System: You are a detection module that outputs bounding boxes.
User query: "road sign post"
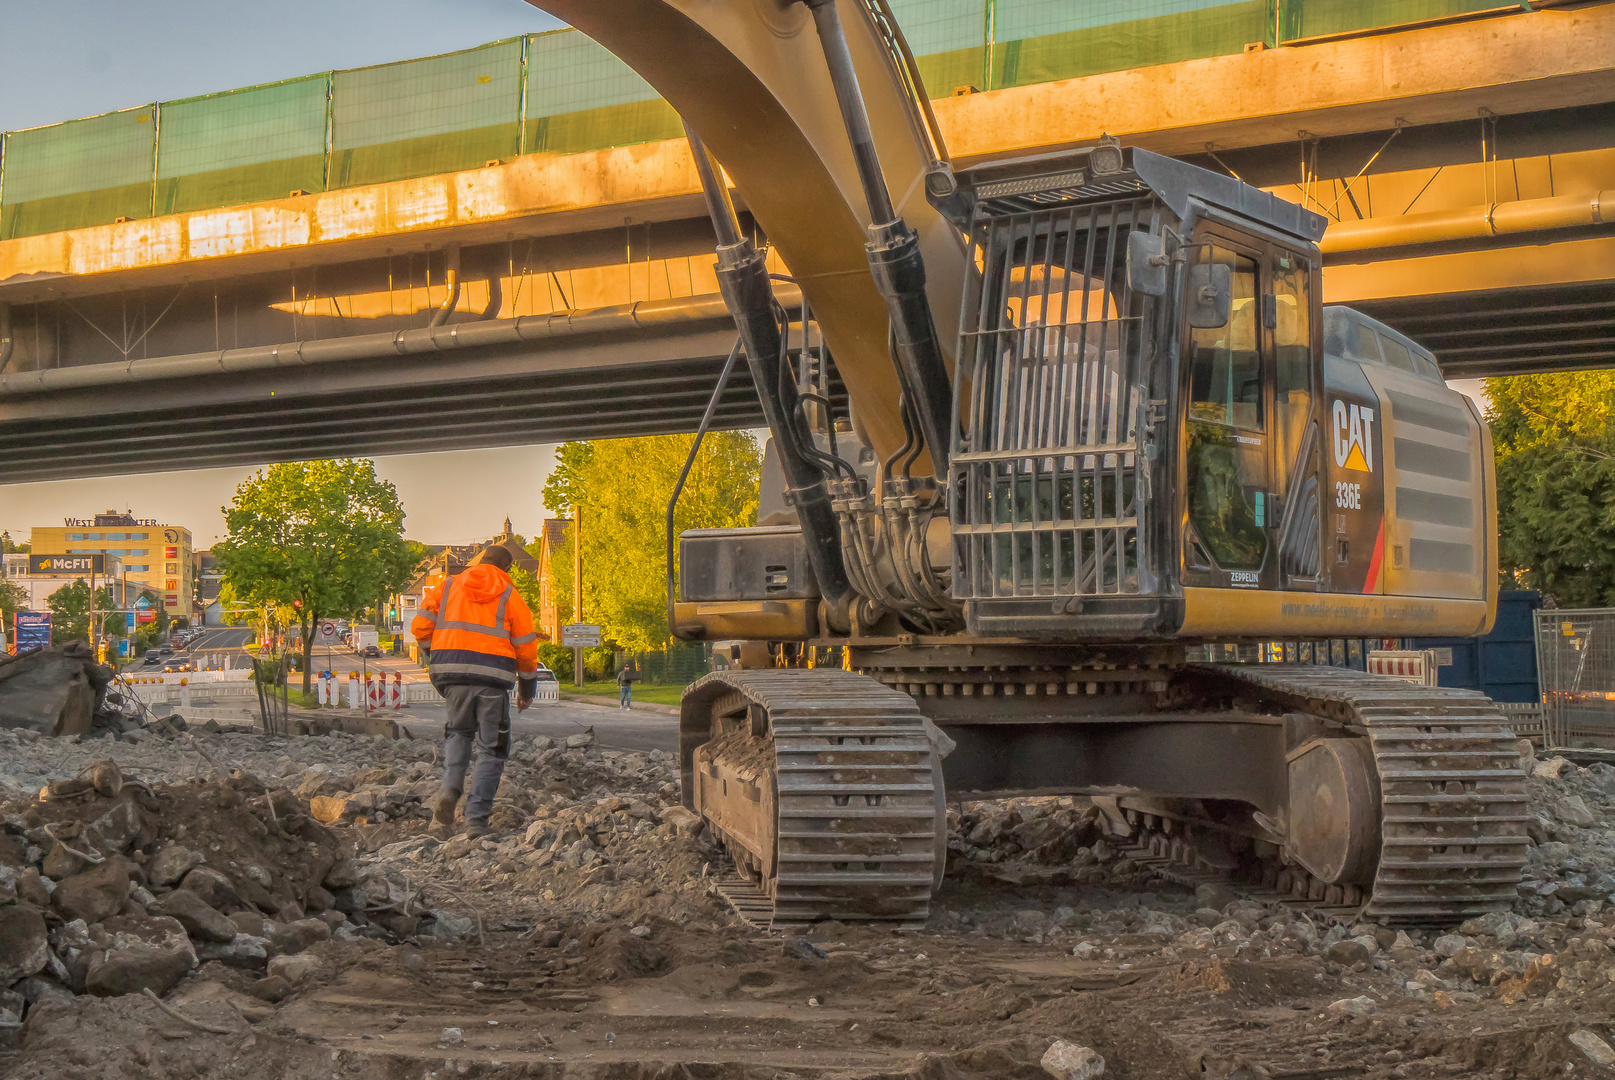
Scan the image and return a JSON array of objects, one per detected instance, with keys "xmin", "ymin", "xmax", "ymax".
[{"xmin": 562, "ymin": 622, "xmax": 601, "ymax": 687}]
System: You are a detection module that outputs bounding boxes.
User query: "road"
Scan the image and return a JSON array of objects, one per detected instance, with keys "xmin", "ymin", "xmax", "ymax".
[{"xmin": 395, "ymin": 698, "xmax": 679, "ymax": 754}]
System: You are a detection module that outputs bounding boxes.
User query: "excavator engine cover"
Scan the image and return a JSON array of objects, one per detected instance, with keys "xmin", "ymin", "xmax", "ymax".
[{"xmin": 1287, "ymin": 736, "xmax": 1381, "ymax": 885}]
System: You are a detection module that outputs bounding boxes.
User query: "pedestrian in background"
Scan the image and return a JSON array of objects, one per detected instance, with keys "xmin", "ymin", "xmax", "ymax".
[
  {"xmin": 411, "ymin": 545, "xmax": 545, "ymax": 837},
  {"xmin": 617, "ymin": 664, "xmax": 636, "ymax": 710}
]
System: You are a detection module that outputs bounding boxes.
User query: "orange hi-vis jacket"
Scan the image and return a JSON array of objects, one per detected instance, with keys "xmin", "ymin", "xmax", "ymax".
[{"xmin": 411, "ymin": 564, "xmax": 543, "ymax": 694}]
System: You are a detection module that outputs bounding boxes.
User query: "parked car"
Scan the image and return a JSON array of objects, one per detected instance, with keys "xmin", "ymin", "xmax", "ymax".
[{"xmin": 533, "ymin": 663, "xmax": 557, "ymax": 683}]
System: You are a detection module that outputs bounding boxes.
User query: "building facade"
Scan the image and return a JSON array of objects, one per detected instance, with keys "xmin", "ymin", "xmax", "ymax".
[
  {"xmin": 2, "ymin": 552, "xmax": 141, "ymax": 611},
  {"xmin": 30, "ymin": 511, "xmax": 193, "ymax": 620}
]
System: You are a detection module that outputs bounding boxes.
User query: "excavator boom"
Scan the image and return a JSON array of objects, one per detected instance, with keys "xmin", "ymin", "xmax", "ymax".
[{"xmin": 524, "ymin": 0, "xmax": 964, "ymax": 463}]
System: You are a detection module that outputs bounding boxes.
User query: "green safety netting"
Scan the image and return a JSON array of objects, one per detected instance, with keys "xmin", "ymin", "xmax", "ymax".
[
  {"xmin": 0, "ymin": 106, "xmax": 155, "ymax": 239},
  {"xmin": 156, "ymin": 75, "xmax": 329, "ymax": 215},
  {"xmin": 0, "ymin": 2, "xmax": 1535, "ymax": 240},
  {"xmin": 330, "ymin": 38, "xmax": 522, "ymax": 188},
  {"xmin": 523, "ymin": 29, "xmax": 679, "ymax": 156}
]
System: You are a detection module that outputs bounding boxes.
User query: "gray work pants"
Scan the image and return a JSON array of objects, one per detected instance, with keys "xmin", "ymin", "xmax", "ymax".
[{"xmin": 439, "ymin": 684, "xmax": 511, "ymax": 825}]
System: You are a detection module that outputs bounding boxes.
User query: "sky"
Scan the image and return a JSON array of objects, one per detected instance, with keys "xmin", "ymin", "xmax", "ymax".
[
  {"xmin": 0, "ymin": 2, "xmax": 1496, "ymax": 549},
  {"xmin": 0, "ymin": 0, "xmax": 567, "ymax": 546}
]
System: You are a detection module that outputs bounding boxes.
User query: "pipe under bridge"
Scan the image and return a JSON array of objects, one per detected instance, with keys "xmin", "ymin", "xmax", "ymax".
[{"xmin": 1, "ymin": 3, "xmax": 1613, "ymax": 483}]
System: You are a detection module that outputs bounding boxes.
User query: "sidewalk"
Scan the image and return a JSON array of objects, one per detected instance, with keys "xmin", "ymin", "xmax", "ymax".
[{"xmin": 559, "ymin": 692, "xmax": 679, "ymax": 716}]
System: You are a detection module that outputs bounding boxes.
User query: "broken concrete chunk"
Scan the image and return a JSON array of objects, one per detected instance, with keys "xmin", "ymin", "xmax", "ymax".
[
  {"xmin": 51, "ymin": 855, "xmax": 133, "ymax": 924},
  {"xmin": 268, "ymin": 918, "xmax": 332, "ymax": 957},
  {"xmin": 265, "ymin": 951, "xmax": 329, "ymax": 987},
  {"xmin": 1325, "ymin": 996, "xmax": 1376, "ymax": 1018},
  {"xmin": 148, "ymin": 888, "xmax": 238, "ymax": 944},
  {"xmin": 1552, "ymin": 794, "xmax": 1597, "ymax": 828},
  {"xmin": 1533, "ymin": 756, "xmax": 1569, "ymax": 779},
  {"xmin": 1569, "ymin": 1030, "xmax": 1615, "ymax": 1067},
  {"xmin": 1041, "ymin": 1039, "xmax": 1106, "ymax": 1080},
  {"xmin": 194, "ymin": 933, "xmax": 271, "ymax": 969},
  {"xmin": 84, "ymin": 914, "xmax": 197, "ymax": 997},
  {"xmin": 179, "ymin": 866, "xmax": 241, "ymax": 913},
  {"xmin": 0, "ymin": 904, "xmax": 50, "ymax": 984},
  {"xmin": 148, "ymin": 844, "xmax": 201, "ymax": 887}
]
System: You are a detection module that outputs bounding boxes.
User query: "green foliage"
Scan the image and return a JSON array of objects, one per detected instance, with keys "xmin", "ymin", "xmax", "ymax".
[
  {"xmin": 541, "ymin": 441, "xmax": 595, "ymax": 518},
  {"xmin": 536, "ymin": 642, "xmax": 573, "ymax": 680},
  {"xmin": 46, "ymin": 580, "xmax": 93, "ymax": 643},
  {"xmin": 0, "ymin": 580, "xmax": 26, "ymax": 626},
  {"xmin": 1487, "ymin": 373, "xmax": 1615, "ymax": 606},
  {"xmin": 213, "ymin": 459, "xmax": 416, "ymax": 691},
  {"xmin": 542, "ymin": 433, "xmax": 761, "ymax": 653}
]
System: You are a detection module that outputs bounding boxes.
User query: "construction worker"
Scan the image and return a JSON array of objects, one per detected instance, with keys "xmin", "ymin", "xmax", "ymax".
[{"xmin": 411, "ymin": 545, "xmax": 543, "ymax": 838}]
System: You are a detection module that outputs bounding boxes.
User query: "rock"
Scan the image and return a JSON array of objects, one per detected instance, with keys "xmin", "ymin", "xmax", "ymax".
[
  {"xmin": 323, "ymin": 858, "xmax": 360, "ymax": 889},
  {"xmin": 230, "ymin": 912, "xmax": 274, "ymax": 938},
  {"xmin": 249, "ymin": 975, "xmax": 292, "ymax": 1002},
  {"xmin": 1458, "ymin": 911, "xmax": 1532, "ymax": 940},
  {"xmin": 194, "ymin": 934, "xmax": 270, "ymax": 969},
  {"xmin": 1324, "ymin": 996, "xmax": 1376, "ymax": 1018},
  {"xmin": 16, "ymin": 869, "xmax": 51, "ymax": 908},
  {"xmin": 85, "ymin": 914, "xmax": 197, "ymax": 997},
  {"xmin": 170, "ymin": 978, "xmax": 274, "ymax": 1024},
  {"xmin": 1433, "ymin": 934, "xmax": 1468, "ymax": 958},
  {"xmin": 1041, "ymin": 1039, "xmax": 1105, "ymax": 1080},
  {"xmin": 424, "ymin": 912, "xmax": 474, "ymax": 941},
  {"xmin": 1552, "ymin": 794, "xmax": 1597, "ymax": 828},
  {"xmin": 148, "ymin": 844, "xmax": 201, "ymax": 887},
  {"xmin": 658, "ymin": 805, "xmax": 704, "ymax": 838},
  {"xmin": 1195, "ymin": 883, "xmax": 1239, "ymax": 911},
  {"xmin": 304, "ymin": 884, "xmax": 334, "ymax": 912},
  {"xmin": 180, "ymin": 866, "xmax": 241, "ymax": 912},
  {"xmin": 1569, "ymin": 1030, "xmax": 1615, "ymax": 1068},
  {"xmin": 148, "ymin": 889, "xmax": 239, "ymax": 944},
  {"xmin": 265, "ymin": 951, "xmax": 329, "ymax": 987},
  {"xmin": 439, "ymin": 1027, "xmax": 464, "ymax": 1047},
  {"xmin": 1534, "ymin": 757, "xmax": 1569, "ymax": 779},
  {"xmin": 1192, "ymin": 907, "xmax": 1224, "ymax": 928},
  {"xmin": 565, "ymin": 731, "xmax": 594, "ymax": 749},
  {"xmin": 84, "ymin": 800, "xmax": 141, "ymax": 854},
  {"xmin": 0, "ymin": 905, "xmax": 50, "ymax": 984},
  {"xmin": 308, "ymin": 795, "xmax": 353, "ymax": 824},
  {"xmin": 52, "ymin": 856, "xmax": 133, "ymax": 924},
  {"xmin": 268, "ymin": 918, "xmax": 332, "ymax": 956},
  {"xmin": 42, "ymin": 840, "xmax": 89, "ymax": 879}
]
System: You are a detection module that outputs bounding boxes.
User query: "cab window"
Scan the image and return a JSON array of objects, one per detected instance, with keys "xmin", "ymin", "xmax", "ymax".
[{"xmin": 1187, "ymin": 248, "xmax": 1261, "ymax": 429}]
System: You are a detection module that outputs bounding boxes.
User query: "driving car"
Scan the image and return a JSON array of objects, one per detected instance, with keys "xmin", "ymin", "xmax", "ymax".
[
  {"xmin": 533, "ymin": 663, "xmax": 557, "ymax": 682},
  {"xmin": 361, "ymin": 644, "xmax": 381, "ymax": 658},
  {"xmin": 142, "ymin": 653, "xmax": 162, "ymax": 666}
]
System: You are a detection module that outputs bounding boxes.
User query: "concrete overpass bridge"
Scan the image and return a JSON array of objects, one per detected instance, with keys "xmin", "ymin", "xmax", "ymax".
[{"xmin": 2, "ymin": 1, "xmax": 1613, "ymax": 482}]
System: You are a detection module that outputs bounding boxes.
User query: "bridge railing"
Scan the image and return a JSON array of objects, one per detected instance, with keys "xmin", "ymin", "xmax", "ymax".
[{"xmin": 0, "ymin": 1, "xmax": 1524, "ymax": 240}]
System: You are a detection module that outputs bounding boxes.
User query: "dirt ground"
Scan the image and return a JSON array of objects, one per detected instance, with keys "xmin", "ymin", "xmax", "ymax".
[{"xmin": 3, "ymin": 725, "xmax": 1615, "ymax": 1080}]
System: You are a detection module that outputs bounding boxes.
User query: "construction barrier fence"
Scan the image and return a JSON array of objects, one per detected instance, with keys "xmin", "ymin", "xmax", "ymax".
[{"xmin": 1, "ymin": 1, "xmax": 1515, "ymax": 238}]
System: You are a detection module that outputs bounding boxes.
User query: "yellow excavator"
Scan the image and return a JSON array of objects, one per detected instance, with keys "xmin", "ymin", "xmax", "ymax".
[{"xmin": 526, "ymin": 0, "xmax": 1525, "ymax": 926}]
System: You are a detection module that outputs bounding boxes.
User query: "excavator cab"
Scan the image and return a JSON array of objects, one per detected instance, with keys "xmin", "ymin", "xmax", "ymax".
[{"xmin": 943, "ymin": 141, "xmax": 1492, "ymax": 644}]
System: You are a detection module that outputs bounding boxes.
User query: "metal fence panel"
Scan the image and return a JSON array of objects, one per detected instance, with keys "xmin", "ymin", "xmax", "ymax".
[
  {"xmin": 330, "ymin": 38, "xmax": 523, "ymax": 187},
  {"xmin": 156, "ymin": 75, "xmax": 330, "ymax": 215},
  {"xmin": 0, "ymin": 106, "xmax": 155, "ymax": 238},
  {"xmin": 1535, "ymin": 608, "xmax": 1615, "ymax": 747},
  {"xmin": 522, "ymin": 29, "xmax": 679, "ymax": 156}
]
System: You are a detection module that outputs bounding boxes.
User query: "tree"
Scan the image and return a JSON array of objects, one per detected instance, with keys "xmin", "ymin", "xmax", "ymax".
[
  {"xmin": 214, "ymin": 460, "xmax": 417, "ymax": 693},
  {"xmin": 541, "ymin": 432, "xmax": 761, "ymax": 653},
  {"xmin": 1, "ymin": 579, "xmax": 27, "ymax": 629},
  {"xmin": 1487, "ymin": 372, "xmax": 1615, "ymax": 606},
  {"xmin": 46, "ymin": 580, "xmax": 94, "ymax": 643}
]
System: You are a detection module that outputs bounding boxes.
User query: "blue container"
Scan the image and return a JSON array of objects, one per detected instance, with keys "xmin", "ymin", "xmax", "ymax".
[{"xmin": 1410, "ymin": 590, "xmax": 1542, "ymax": 703}]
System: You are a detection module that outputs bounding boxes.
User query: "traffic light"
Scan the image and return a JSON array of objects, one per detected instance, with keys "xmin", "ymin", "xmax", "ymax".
[{"xmin": 388, "ymin": 605, "xmax": 397, "ymax": 620}]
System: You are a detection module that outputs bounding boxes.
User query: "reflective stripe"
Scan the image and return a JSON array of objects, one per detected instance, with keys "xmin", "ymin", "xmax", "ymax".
[
  {"xmin": 517, "ymin": 667, "xmax": 539, "ymax": 677},
  {"xmin": 438, "ymin": 574, "xmax": 453, "ymax": 619},
  {"xmin": 438, "ymin": 619, "xmax": 510, "ymax": 638},
  {"xmin": 495, "ymin": 587, "xmax": 511, "ymax": 635},
  {"xmin": 430, "ymin": 660, "xmax": 519, "ymax": 684},
  {"xmin": 511, "ymin": 631, "xmax": 538, "ymax": 645}
]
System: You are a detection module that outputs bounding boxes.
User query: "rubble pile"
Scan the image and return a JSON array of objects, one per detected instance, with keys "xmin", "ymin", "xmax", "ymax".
[{"xmin": 0, "ymin": 643, "xmax": 140, "ymax": 739}]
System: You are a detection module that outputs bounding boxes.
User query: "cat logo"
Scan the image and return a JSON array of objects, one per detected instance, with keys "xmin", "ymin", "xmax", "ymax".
[{"xmin": 1331, "ymin": 400, "xmax": 1375, "ymax": 473}]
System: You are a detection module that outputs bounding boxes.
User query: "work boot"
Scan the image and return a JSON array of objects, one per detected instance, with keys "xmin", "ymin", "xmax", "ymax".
[
  {"xmin": 430, "ymin": 790, "xmax": 460, "ymax": 837},
  {"xmin": 464, "ymin": 821, "xmax": 494, "ymax": 839}
]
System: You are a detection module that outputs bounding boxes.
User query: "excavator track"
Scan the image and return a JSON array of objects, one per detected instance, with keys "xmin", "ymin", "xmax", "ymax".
[
  {"xmin": 1198, "ymin": 663, "xmax": 1529, "ymax": 925},
  {"xmin": 680, "ymin": 669, "xmax": 944, "ymax": 930}
]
